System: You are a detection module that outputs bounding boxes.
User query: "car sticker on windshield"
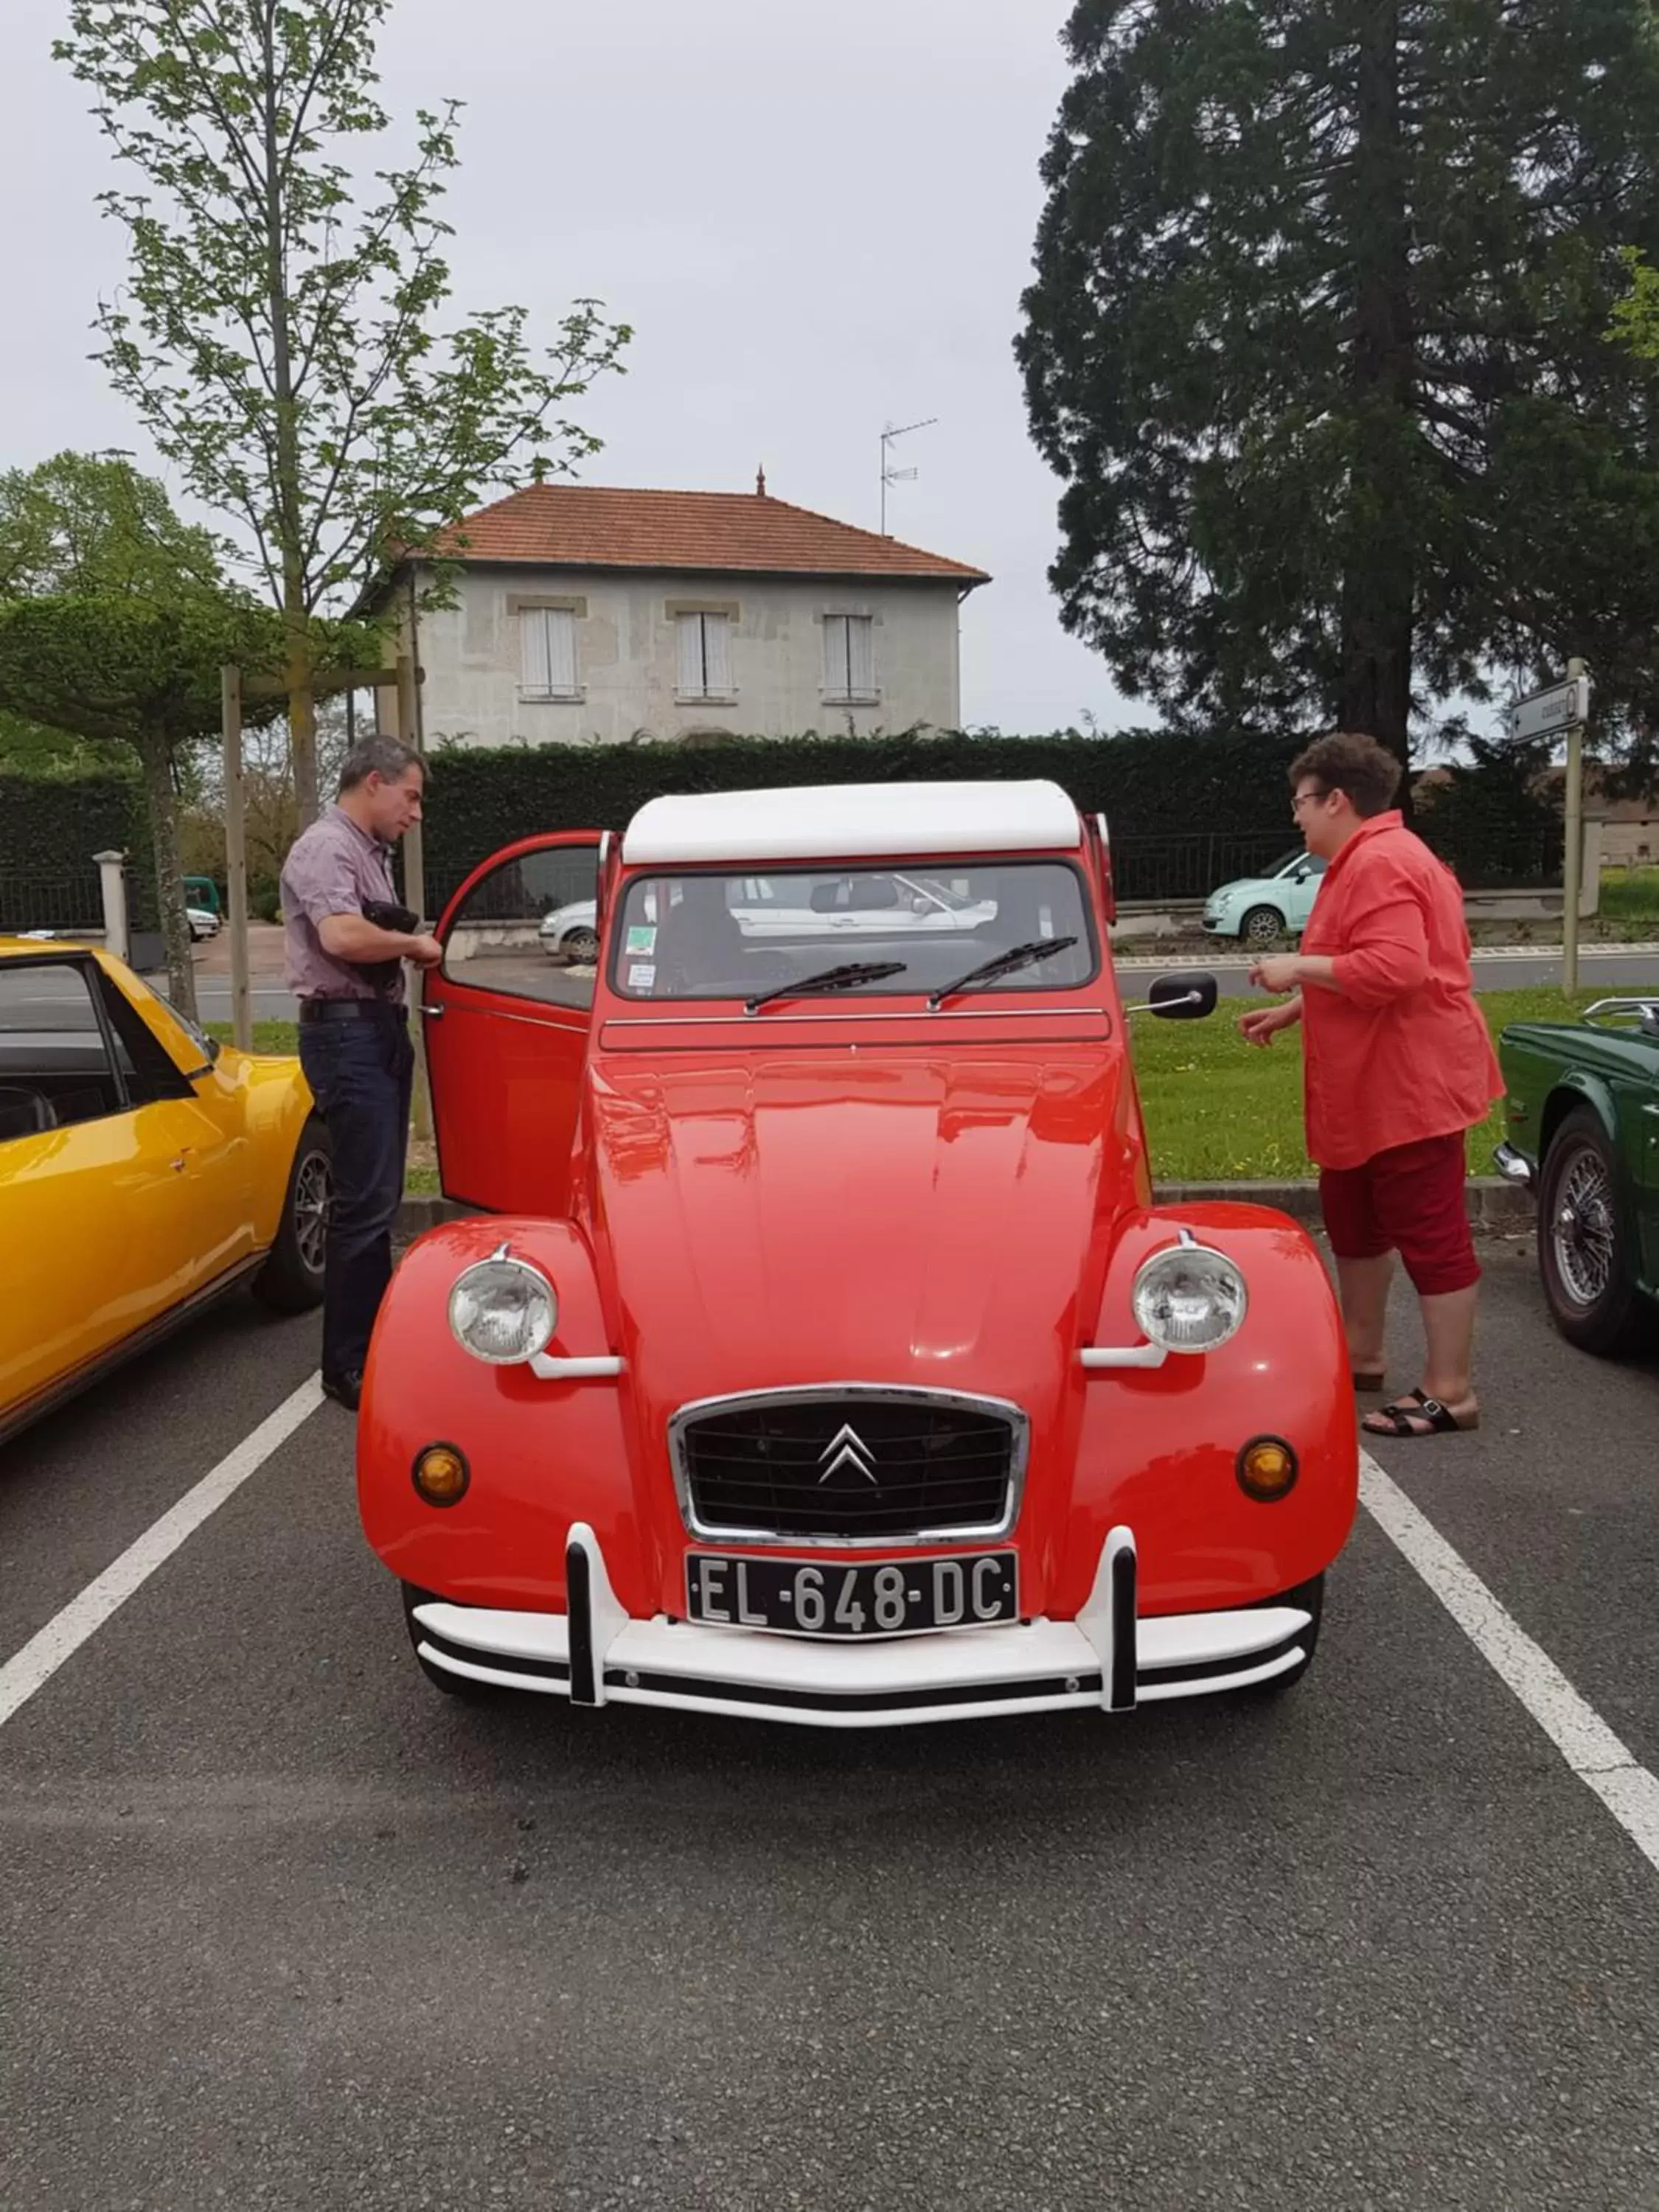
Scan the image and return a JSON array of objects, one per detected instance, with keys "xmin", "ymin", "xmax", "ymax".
[
  {"xmin": 627, "ymin": 962, "xmax": 657, "ymax": 991},
  {"xmin": 626, "ymin": 926, "xmax": 657, "ymax": 954}
]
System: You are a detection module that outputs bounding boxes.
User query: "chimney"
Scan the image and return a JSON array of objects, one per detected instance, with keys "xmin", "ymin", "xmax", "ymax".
[{"xmin": 756, "ymin": 465, "xmax": 768, "ymax": 497}]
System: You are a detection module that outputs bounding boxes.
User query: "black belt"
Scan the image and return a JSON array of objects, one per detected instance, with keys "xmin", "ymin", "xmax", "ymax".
[{"xmin": 299, "ymin": 998, "xmax": 406, "ymax": 1023}]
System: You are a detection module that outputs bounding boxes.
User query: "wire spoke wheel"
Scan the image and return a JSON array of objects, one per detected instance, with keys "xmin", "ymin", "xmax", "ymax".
[
  {"xmin": 1535, "ymin": 1105, "xmax": 1649, "ymax": 1358},
  {"xmin": 1551, "ymin": 1145, "xmax": 1616, "ymax": 1309}
]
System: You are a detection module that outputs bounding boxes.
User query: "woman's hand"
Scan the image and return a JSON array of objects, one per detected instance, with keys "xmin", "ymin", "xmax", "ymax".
[
  {"xmin": 1238, "ymin": 998, "xmax": 1302, "ymax": 1048},
  {"xmin": 1248, "ymin": 953, "xmax": 1302, "ymax": 995}
]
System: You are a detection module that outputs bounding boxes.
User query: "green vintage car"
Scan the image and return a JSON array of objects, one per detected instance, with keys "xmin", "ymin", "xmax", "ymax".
[{"xmin": 1496, "ymin": 997, "xmax": 1659, "ymax": 1354}]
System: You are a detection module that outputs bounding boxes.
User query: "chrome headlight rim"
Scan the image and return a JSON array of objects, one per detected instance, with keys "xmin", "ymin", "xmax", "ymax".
[
  {"xmin": 447, "ymin": 1252, "xmax": 559, "ymax": 1367},
  {"xmin": 1131, "ymin": 1237, "xmax": 1248, "ymax": 1356}
]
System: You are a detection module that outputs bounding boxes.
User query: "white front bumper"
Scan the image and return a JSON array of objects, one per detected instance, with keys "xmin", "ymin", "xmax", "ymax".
[{"xmin": 411, "ymin": 1525, "xmax": 1315, "ymax": 1730}]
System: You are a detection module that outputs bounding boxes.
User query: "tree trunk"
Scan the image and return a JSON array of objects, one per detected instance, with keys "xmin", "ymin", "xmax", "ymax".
[
  {"xmin": 260, "ymin": 15, "xmax": 316, "ymax": 829},
  {"xmin": 1340, "ymin": 0, "xmax": 1416, "ymax": 805},
  {"xmin": 139, "ymin": 728, "xmax": 198, "ymax": 1022},
  {"xmin": 286, "ymin": 596, "xmax": 318, "ymax": 828}
]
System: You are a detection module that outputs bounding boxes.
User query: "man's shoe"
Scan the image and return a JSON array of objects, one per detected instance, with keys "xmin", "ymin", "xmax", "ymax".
[{"xmin": 321, "ymin": 1369, "xmax": 363, "ymax": 1411}]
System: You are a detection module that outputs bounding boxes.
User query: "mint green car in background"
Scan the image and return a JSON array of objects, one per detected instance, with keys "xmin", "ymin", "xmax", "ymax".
[
  {"xmin": 1497, "ymin": 998, "xmax": 1659, "ymax": 1355},
  {"xmin": 1202, "ymin": 851, "xmax": 1327, "ymax": 947}
]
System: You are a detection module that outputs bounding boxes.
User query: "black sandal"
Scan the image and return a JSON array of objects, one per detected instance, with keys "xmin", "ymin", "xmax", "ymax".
[{"xmin": 1363, "ymin": 1388, "xmax": 1478, "ymax": 1439}]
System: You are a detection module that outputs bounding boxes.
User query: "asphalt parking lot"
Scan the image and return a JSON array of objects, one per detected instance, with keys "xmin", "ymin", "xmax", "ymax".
[{"xmin": 2, "ymin": 1240, "xmax": 1658, "ymax": 2211}]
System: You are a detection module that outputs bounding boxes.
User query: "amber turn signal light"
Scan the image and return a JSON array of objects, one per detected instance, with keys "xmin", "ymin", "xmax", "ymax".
[
  {"xmin": 412, "ymin": 1442, "xmax": 470, "ymax": 1509},
  {"xmin": 1237, "ymin": 1436, "xmax": 1298, "ymax": 1503}
]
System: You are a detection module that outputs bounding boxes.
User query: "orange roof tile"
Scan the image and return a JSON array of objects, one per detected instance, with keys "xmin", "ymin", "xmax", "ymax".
[{"xmin": 423, "ymin": 484, "xmax": 990, "ymax": 586}]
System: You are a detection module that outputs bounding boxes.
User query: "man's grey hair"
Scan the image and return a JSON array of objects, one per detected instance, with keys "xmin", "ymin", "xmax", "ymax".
[{"xmin": 338, "ymin": 736, "xmax": 424, "ymax": 793}]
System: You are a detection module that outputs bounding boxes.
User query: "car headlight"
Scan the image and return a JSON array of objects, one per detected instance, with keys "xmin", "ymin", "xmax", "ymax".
[
  {"xmin": 1131, "ymin": 1238, "xmax": 1248, "ymax": 1354},
  {"xmin": 448, "ymin": 1252, "xmax": 558, "ymax": 1366}
]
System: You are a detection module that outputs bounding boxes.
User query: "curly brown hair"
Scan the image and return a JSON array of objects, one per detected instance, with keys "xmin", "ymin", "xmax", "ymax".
[{"xmin": 1287, "ymin": 732, "xmax": 1403, "ymax": 818}]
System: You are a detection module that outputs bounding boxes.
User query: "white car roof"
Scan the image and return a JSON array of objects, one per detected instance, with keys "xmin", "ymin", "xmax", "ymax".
[{"xmin": 622, "ymin": 781, "xmax": 1083, "ymax": 866}]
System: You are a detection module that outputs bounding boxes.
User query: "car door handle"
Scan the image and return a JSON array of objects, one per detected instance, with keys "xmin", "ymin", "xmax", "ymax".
[{"xmin": 425, "ymin": 1004, "xmax": 445, "ymax": 1019}]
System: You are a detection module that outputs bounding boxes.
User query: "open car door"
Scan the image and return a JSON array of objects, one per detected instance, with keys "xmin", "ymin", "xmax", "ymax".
[{"xmin": 422, "ymin": 832, "xmax": 606, "ymax": 1215}]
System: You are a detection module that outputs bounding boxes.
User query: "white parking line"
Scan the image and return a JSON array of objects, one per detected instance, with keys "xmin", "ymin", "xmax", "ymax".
[
  {"xmin": 1360, "ymin": 1452, "xmax": 1659, "ymax": 1874},
  {"xmin": 0, "ymin": 1375, "xmax": 324, "ymax": 1731}
]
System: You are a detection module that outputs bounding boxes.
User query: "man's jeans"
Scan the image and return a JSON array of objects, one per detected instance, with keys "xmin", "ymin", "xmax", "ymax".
[{"xmin": 298, "ymin": 1009, "xmax": 414, "ymax": 1380}]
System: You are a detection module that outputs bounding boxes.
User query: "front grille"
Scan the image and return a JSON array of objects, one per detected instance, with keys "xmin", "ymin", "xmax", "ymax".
[{"xmin": 671, "ymin": 1389, "xmax": 1024, "ymax": 1545}]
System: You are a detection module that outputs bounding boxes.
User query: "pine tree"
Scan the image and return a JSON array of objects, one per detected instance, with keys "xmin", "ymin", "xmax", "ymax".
[{"xmin": 1018, "ymin": 0, "xmax": 1659, "ymax": 768}]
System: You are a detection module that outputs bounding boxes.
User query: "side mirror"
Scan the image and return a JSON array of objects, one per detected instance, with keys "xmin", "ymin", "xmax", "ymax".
[
  {"xmin": 206, "ymin": 1035, "xmax": 222, "ymax": 1063},
  {"xmin": 1140, "ymin": 972, "xmax": 1218, "ymax": 1021}
]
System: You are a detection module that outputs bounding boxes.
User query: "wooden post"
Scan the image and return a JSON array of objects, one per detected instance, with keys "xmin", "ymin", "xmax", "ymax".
[
  {"xmin": 396, "ymin": 653, "xmax": 425, "ymax": 919},
  {"xmin": 394, "ymin": 652, "xmax": 433, "ymax": 1143},
  {"xmin": 222, "ymin": 664, "xmax": 253, "ymax": 1053},
  {"xmin": 1562, "ymin": 656, "xmax": 1586, "ymax": 1000}
]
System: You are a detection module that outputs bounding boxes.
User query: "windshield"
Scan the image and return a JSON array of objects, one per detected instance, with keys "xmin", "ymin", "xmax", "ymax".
[{"xmin": 608, "ymin": 861, "xmax": 1097, "ymax": 1004}]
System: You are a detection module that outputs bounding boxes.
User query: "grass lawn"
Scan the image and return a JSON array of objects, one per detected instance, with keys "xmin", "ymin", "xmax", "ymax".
[
  {"xmin": 1599, "ymin": 866, "xmax": 1659, "ymax": 923},
  {"xmin": 210, "ymin": 985, "xmax": 1604, "ymax": 1193},
  {"xmin": 1133, "ymin": 985, "xmax": 1603, "ymax": 1181}
]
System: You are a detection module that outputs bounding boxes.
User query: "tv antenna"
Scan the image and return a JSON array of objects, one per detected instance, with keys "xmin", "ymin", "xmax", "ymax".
[{"xmin": 880, "ymin": 416, "xmax": 937, "ymax": 536}]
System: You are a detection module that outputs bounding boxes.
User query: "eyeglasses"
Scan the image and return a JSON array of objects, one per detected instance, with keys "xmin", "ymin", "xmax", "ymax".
[{"xmin": 1291, "ymin": 788, "xmax": 1331, "ymax": 813}]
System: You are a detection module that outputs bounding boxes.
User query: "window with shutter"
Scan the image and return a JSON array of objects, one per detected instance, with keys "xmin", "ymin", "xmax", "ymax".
[
  {"xmin": 676, "ymin": 613, "xmax": 734, "ymax": 699},
  {"xmin": 823, "ymin": 614, "xmax": 876, "ymax": 701},
  {"xmin": 520, "ymin": 608, "xmax": 579, "ymax": 698},
  {"xmin": 848, "ymin": 614, "xmax": 875, "ymax": 698}
]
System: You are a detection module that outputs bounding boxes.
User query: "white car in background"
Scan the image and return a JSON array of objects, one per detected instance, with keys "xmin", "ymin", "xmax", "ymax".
[
  {"xmin": 539, "ymin": 900, "xmax": 602, "ymax": 962},
  {"xmin": 187, "ymin": 905, "xmax": 221, "ymax": 942},
  {"xmin": 540, "ymin": 870, "xmax": 999, "ymax": 960}
]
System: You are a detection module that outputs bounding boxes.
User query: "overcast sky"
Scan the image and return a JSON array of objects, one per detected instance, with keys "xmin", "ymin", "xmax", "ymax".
[{"xmin": 0, "ymin": 0, "xmax": 1143, "ymax": 736}]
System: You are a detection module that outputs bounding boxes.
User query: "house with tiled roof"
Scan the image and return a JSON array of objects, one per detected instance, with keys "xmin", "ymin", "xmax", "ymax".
[{"xmin": 386, "ymin": 477, "xmax": 990, "ymax": 748}]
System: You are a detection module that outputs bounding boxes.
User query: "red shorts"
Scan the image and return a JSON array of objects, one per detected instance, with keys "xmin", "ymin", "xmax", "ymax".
[{"xmin": 1318, "ymin": 1131, "xmax": 1480, "ymax": 1297}]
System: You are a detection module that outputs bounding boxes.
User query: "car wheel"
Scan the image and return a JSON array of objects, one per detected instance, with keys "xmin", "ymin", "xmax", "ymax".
[
  {"xmin": 1537, "ymin": 1107, "xmax": 1649, "ymax": 1355},
  {"xmin": 560, "ymin": 925, "xmax": 600, "ymax": 964},
  {"xmin": 1237, "ymin": 1573, "xmax": 1324, "ymax": 1698},
  {"xmin": 402, "ymin": 1584, "xmax": 507, "ymax": 1704},
  {"xmin": 252, "ymin": 1115, "xmax": 331, "ymax": 1314},
  {"xmin": 1240, "ymin": 905, "xmax": 1285, "ymax": 949}
]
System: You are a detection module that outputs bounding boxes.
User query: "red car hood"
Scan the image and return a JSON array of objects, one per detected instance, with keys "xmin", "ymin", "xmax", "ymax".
[{"xmin": 584, "ymin": 1046, "xmax": 1142, "ymax": 1421}]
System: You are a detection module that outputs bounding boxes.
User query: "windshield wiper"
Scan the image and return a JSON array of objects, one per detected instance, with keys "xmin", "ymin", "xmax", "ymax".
[
  {"xmin": 745, "ymin": 961, "xmax": 908, "ymax": 1015},
  {"xmin": 928, "ymin": 938, "xmax": 1079, "ymax": 1012}
]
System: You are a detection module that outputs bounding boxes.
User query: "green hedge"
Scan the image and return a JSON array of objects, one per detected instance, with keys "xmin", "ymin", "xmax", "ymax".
[
  {"xmin": 0, "ymin": 733, "xmax": 1573, "ymax": 928},
  {"xmin": 0, "ymin": 766, "xmax": 142, "ymax": 875},
  {"xmin": 0, "ymin": 767, "xmax": 154, "ymax": 926},
  {"xmin": 1412, "ymin": 740, "xmax": 1562, "ymax": 890},
  {"xmin": 414, "ymin": 729, "xmax": 1572, "ymax": 905},
  {"xmin": 417, "ymin": 729, "xmax": 1307, "ymax": 902}
]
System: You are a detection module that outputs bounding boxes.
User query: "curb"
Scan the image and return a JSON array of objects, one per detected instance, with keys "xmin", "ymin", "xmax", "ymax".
[
  {"xmin": 396, "ymin": 1178, "xmax": 1534, "ymax": 1239},
  {"xmin": 1155, "ymin": 1178, "xmax": 1534, "ymax": 1234}
]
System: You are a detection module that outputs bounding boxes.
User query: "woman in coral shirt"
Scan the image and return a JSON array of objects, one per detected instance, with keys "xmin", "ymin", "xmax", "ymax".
[{"xmin": 1241, "ymin": 733, "xmax": 1502, "ymax": 1439}]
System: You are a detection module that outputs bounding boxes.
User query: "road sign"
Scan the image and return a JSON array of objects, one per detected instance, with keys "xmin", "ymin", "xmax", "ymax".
[{"xmin": 1507, "ymin": 672, "xmax": 1590, "ymax": 743}]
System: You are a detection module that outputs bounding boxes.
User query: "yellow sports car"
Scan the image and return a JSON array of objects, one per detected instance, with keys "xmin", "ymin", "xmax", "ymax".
[{"xmin": 0, "ymin": 937, "xmax": 329, "ymax": 1441}]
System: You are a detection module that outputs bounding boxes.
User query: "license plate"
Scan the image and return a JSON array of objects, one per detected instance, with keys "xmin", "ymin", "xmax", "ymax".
[{"xmin": 685, "ymin": 1551, "xmax": 1019, "ymax": 1638}]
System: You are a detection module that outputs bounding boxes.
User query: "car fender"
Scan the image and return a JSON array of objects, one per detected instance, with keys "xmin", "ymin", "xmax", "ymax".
[
  {"xmin": 358, "ymin": 1215, "xmax": 642, "ymax": 1610},
  {"xmin": 1533, "ymin": 1067, "xmax": 1620, "ymax": 1164},
  {"xmin": 230, "ymin": 1055, "xmax": 319, "ymax": 1247},
  {"xmin": 1062, "ymin": 1201, "xmax": 1358, "ymax": 1615}
]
